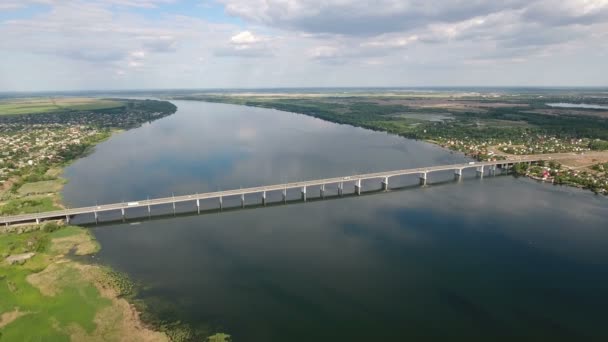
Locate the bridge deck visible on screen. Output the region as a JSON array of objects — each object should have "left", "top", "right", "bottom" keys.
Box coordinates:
[{"left": 0, "top": 157, "right": 550, "bottom": 225}]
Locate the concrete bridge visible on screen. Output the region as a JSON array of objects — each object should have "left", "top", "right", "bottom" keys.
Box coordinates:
[{"left": 0, "top": 157, "right": 553, "bottom": 226}]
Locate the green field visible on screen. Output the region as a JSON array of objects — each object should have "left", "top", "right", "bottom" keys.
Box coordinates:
[
  {"left": 0, "top": 226, "right": 109, "bottom": 340},
  {"left": 17, "top": 179, "right": 65, "bottom": 196},
  {"left": 0, "top": 98, "right": 125, "bottom": 115},
  {"left": 0, "top": 196, "right": 61, "bottom": 216}
]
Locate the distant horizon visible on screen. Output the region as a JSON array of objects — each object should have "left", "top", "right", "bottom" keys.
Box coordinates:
[
  {"left": 1, "top": 1, "right": 607, "bottom": 92},
  {"left": 2, "top": 85, "right": 608, "bottom": 96}
]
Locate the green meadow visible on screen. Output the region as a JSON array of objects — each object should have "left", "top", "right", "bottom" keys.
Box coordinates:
[
  {"left": 0, "top": 226, "right": 109, "bottom": 341},
  {"left": 0, "top": 98, "right": 124, "bottom": 115}
]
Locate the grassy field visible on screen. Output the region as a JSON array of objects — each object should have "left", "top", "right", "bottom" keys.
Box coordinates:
[
  {"left": 17, "top": 179, "right": 65, "bottom": 197},
  {"left": 0, "top": 225, "right": 168, "bottom": 341},
  {"left": 0, "top": 196, "right": 61, "bottom": 216},
  {"left": 0, "top": 98, "right": 125, "bottom": 115}
]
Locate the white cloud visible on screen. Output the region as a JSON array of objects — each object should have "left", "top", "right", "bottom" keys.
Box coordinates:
[
  {"left": 1, "top": 0, "right": 607, "bottom": 90},
  {"left": 231, "top": 31, "right": 261, "bottom": 45}
]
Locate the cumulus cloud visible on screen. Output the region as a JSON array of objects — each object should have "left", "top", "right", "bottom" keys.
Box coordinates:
[
  {"left": 220, "top": 0, "right": 608, "bottom": 63},
  {"left": 1, "top": 0, "right": 607, "bottom": 90},
  {"left": 215, "top": 31, "right": 275, "bottom": 57}
]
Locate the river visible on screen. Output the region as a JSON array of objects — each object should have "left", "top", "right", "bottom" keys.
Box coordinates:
[{"left": 62, "top": 101, "right": 608, "bottom": 341}]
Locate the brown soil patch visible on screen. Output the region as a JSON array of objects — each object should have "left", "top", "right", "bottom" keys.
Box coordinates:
[
  {"left": 557, "top": 154, "right": 608, "bottom": 169},
  {"left": 0, "top": 308, "right": 28, "bottom": 328},
  {"left": 51, "top": 234, "right": 99, "bottom": 256},
  {"left": 26, "top": 261, "right": 71, "bottom": 296}
]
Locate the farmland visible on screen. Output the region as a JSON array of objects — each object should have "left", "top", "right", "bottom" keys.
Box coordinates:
[{"left": 0, "top": 98, "right": 124, "bottom": 115}]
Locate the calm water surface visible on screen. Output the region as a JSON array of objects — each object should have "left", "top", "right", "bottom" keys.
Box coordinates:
[{"left": 63, "top": 101, "right": 608, "bottom": 341}]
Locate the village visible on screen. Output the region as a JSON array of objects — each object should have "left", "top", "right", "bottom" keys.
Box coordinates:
[
  {"left": 0, "top": 124, "right": 105, "bottom": 183},
  {"left": 434, "top": 133, "right": 608, "bottom": 195},
  {"left": 0, "top": 99, "right": 177, "bottom": 186},
  {"left": 436, "top": 133, "right": 594, "bottom": 161}
]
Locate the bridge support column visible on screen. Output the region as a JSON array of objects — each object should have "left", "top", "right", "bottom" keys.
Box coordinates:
[
  {"left": 65, "top": 215, "right": 70, "bottom": 224},
  {"left": 36, "top": 218, "right": 40, "bottom": 224},
  {"left": 338, "top": 182, "right": 343, "bottom": 196},
  {"left": 355, "top": 179, "right": 361, "bottom": 195},
  {"left": 121, "top": 208, "right": 125, "bottom": 219},
  {"left": 476, "top": 165, "right": 484, "bottom": 178},
  {"left": 282, "top": 188, "right": 287, "bottom": 202},
  {"left": 94, "top": 211, "right": 98, "bottom": 223},
  {"left": 419, "top": 172, "right": 427, "bottom": 186},
  {"left": 262, "top": 191, "right": 267, "bottom": 206},
  {"left": 241, "top": 194, "right": 245, "bottom": 208},
  {"left": 196, "top": 199, "right": 200, "bottom": 214},
  {"left": 219, "top": 196, "right": 223, "bottom": 210},
  {"left": 301, "top": 186, "right": 307, "bottom": 202},
  {"left": 320, "top": 184, "right": 325, "bottom": 198},
  {"left": 490, "top": 165, "right": 497, "bottom": 176},
  {"left": 172, "top": 201, "right": 176, "bottom": 215},
  {"left": 454, "top": 168, "right": 462, "bottom": 180},
  {"left": 382, "top": 177, "right": 389, "bottom": 191}
]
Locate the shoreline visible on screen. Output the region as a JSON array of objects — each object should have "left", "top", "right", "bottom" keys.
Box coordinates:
[
  {"left": 1, "top": 105, "right": 231, "bottom": 341},
  {"left": 186, "top": 98, "right": 608, "bottom": 196},
  {"left": 0, "top": 128, "right": 172, "bottom": 340}
]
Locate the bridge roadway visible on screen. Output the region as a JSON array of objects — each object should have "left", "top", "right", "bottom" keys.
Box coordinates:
[{"left": 0, "top": 156, "right": 557, "bottom": 226}]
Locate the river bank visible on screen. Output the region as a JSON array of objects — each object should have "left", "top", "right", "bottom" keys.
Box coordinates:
[
  {"left": 0, "top": 224, "right": 169, "bottom": 340},
  {"left": 0, "top": 126, "right": 176, "bottom": 340},
  {"left": 0, "top": 99, "right": 233, "bottom": 341}
]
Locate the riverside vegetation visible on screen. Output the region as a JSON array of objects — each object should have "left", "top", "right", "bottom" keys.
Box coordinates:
[
  {"left": 0, "top": 98, "right": 231, "bottom": 341},
  {"left": 0, "top": 223, "right": 232, "bottom": 341}
]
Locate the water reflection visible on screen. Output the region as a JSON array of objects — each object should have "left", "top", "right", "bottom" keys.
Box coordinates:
[{"left": 64, "top": 101, "right": 608, "bottom": 341}]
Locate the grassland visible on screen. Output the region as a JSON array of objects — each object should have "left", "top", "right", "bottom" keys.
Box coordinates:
[
  {"left": 0, "top": 225, "right": 168, "bottom": 341},
  {"left": 0, "top": 98, "right": 125, "bottom": 115}
]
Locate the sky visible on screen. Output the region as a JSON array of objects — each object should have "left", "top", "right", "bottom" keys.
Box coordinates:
[{"left": 0, "top": 0, "right": 607, "bottom": 91}]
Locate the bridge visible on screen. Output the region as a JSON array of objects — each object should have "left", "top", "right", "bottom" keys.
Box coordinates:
[{"left": 0, "top": 156, "right": 564, "bottom": 226}]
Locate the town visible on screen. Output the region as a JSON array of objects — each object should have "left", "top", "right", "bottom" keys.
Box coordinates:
[{"left": 0, "top": 99, "right": 176, "bottom": 216}]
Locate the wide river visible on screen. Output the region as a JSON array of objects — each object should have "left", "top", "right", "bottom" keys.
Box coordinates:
[{"left": 63, "top": 101, "right": 608, "bottom": 341}]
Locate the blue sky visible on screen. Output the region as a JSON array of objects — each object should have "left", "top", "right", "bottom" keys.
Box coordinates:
[{"left": 0, "top": 0, "right": 607, "bottom": 91}]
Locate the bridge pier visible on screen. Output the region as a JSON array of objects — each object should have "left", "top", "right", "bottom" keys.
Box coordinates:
[
  {"left": 121, "top": 208, "right": 125, "bottom": 219},
  {"left": 241, "top": 193, "right": 245, "bottom": 208},
  {"left": 454, "top": 168, "right": 462, "bottom": 180},
  {"left": 338, "top": 182, "right": 343, "bottom": 196},
  {"left": 476, "top": 165, "right": 485, "bottom": 178},
  {"left": 219, "top": 196, "right": 223, "bottom": 210},
  {"left": 94, "top": 211, "right": 98, "bottom": 223},
  {"left": 382, "top": 177, "right": 389, "bottom": 191},
  {"left": 355, "top": 179, "right": 361, "bottom": 195},
  {"left": 196, "top": 198, "right": 200, "bottom": 214},
  {"left": 419, "top": 172, "right": 427, "bottom": 186},
  {"left": 65, "top": 215, "right": 70, "bottom": 224},
  {"left": 301, "top": 186, "right": 307, "bottom": 202},
  {"left": 490, "top": 164, "right": 497, "bottom": 176},
  {"left": 262, "top": 191, "right": 267, "bottom": 206},
  {"left": 282, "top": 188, "right": 287, "bottom": 202},
  {"left": 36, "top": 218, "right": 40, "bottom": 224}
]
